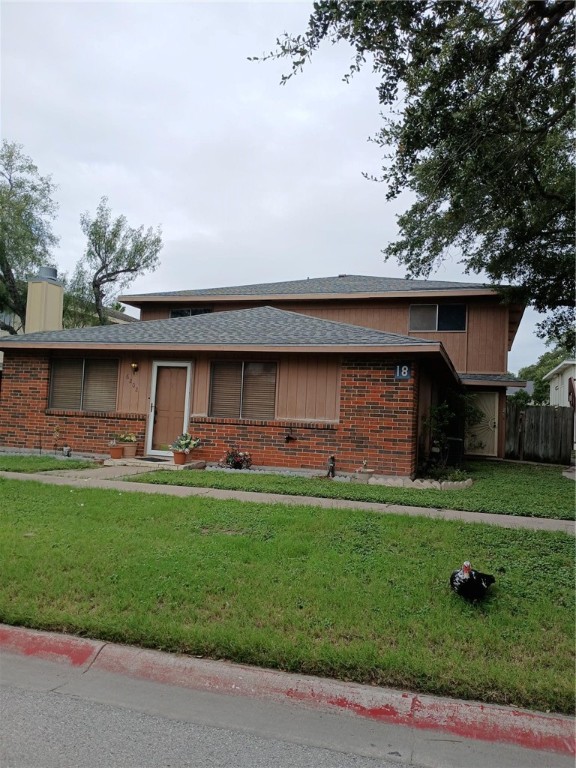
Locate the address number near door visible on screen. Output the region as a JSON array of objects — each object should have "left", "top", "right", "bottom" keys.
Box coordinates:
[{"left": 394, "top": 363, "right": 412, "bottom": 380}]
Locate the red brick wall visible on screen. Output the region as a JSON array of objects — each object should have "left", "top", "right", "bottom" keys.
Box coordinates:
[
  {"left": 189, "top": 357, "right": 419, "bottom": 476},
  {"left": 0, "top": 352, "right": 419, "bottom": 475},
  {"left": 0, "top": 353, "right": 147, "bottom": 455}
]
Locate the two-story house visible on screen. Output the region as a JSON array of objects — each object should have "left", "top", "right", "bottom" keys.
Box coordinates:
[{"left": 0, "top": 274, "right": 524, "bottom": 476}]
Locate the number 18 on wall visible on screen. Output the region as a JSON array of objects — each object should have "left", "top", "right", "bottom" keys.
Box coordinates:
[{"left": 395, "top": 363, "right": 411, "bottom": 380}]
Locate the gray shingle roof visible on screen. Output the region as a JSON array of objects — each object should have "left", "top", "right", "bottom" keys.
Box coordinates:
[
  {"left": 460, "top": 373, "right": 521, "bottom": 384},
  {"left": 1, "top": 306, "right": 438, "bottom": 349},
  {"left": 120, "top": 274, "right": 491, "bottom": 300}
]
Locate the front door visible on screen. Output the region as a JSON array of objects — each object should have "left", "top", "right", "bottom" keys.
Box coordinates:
[
  {"left": 464, "top": 392, "right": 498, "bottom": 456},
  {"left": 147, "top": 362, "right": 193, "bottom": 456}
]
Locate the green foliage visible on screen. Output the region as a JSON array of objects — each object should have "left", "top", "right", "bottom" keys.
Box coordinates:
[
  {"left": 76, "top": 197, "right": 162, "bottom": 324},
  {"left": 0, "top": 140, "right": 58, "bottom": 333},
  {"left": 0, "top": 479, "right": 573, "bottom": 713},
  {"left": 264, "top": 1, "right": 575, "bottom": 347},
  {"left": 132, "top": 461, "right": 575, "bottom": 520},
  {"left": 508, "top": 388, "right": 532, "bottom": 408},
  {"left": 518, "top": 344, "right": 574, "bottom": 404}
]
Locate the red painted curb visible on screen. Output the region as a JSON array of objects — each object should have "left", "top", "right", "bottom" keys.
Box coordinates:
[
  {"left": 2, "top": 624, "right": 575, "bottom": 756},
  {"left": 0, "top": 625, "right": 102, "bottom": 667}
]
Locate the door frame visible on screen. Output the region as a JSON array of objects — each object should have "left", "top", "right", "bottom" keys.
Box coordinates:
[{"left": 146, "top": 361, "right": 193, "bottom": 457}]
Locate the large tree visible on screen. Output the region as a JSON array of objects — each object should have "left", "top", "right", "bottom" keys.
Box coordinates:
[
  {"left": 0, "top": 140, "right": 58, "bottom": 333},
  {"left": 264, "top": 0, "right": 575, "bottom": 347},
  {"left": 74, "top": 197, "right": 162, "bottom": 324}
]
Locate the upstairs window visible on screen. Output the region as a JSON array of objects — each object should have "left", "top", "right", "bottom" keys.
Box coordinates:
[
  {"left": 410, "top": 304, "right": 466, "bottom": 332},
  {"left": 49, "top": 359, "right": 118, "bottom": 411},
  {"left": 170, "top": 306, "right": 213, "bottom": 318},
  {"left": 209, "top": 361, "right": 277, "bottom": 420}
]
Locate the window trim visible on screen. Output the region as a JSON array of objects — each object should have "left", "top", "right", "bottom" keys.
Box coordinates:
[
  {"left": 209, "top": 360, "right": 277, "bottom": 420},
  {"left": 409, "top": 303, "right": 467, "bottom": 332}
]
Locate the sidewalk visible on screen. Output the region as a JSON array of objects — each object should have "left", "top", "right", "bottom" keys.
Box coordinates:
[
  {"left": 1, "top": 463, "right": 573, "bottom": 534},
  {"left": 1, "top": 623, "right": 574, "bottom": 758}
]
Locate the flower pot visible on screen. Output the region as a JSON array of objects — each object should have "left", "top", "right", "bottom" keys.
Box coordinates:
[
  {"left": 122, "top": 443, "right": 138, "bottom": 458},
  {"left": 109, "top": 445, "right": 123, "bottom": 459},
  {"left": 172, "top": 451, "right": 190, "bottom": 465}
]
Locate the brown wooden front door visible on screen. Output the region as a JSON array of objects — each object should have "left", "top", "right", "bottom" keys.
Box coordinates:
[{"left": 150, "top": 364, "right": 190, "bottom": 452}]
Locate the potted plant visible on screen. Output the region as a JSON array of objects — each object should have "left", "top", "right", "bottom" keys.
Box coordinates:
[
  {"left": 108, "top": 439, "right": 123, "bottom": 460},
  {"left": 170, "top": 433, "right": 201, "bottom": 465},
  {"left": 221, "top": 447, "right": 252, "bottom": 470},
  {"left": 117, "top": 432, "right": 138, "bottom": 458}
]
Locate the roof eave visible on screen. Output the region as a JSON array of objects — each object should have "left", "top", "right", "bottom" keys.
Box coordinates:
[
  {"left": 542, "top": 360, "right": 576, "bottom": 381},
  {"left": 0, "top": 341, "right": 446, "bottom": 355},
  {"left": 462, "top": 377, "right": 526, "bottom": 387},
  {"left": 118, "top": 288, "right": 499, "bottom": 307}
]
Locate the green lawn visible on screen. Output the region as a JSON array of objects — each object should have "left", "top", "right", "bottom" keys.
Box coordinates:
[
  {"left": 0, "top": 478, "right": 573, "bottom": 713},
  {"left": 130, "top": 460, "right": 575, "bottom": 520},
  {"left": 0, "top": 455, "right": 97, "bottom": 473}
]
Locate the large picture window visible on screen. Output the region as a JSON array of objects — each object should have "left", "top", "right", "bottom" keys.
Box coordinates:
[
  {"left": 409, "top": 304, "right": 466, "bottom": 332},
  {"left": 209, "top": 361, "right": 277, "bottom": 419},
  {"left": 49, "top": 359, "right": 119, "bottom": 411}
]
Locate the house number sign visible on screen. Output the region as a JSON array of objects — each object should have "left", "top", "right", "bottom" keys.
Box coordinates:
[{"left": 394, "top": 363, "right": 411, "bottom": 380}]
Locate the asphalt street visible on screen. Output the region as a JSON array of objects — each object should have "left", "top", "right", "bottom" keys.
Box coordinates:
[{"left": 2, "top": 653, "right": 570, "bottom": 768}]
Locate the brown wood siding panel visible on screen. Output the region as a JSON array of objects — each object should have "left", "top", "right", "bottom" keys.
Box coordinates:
[
  {"left": 407, "top": 331, "right": 468, "bottom": 372},
  {"left": 117, "top": 358, "right": 151, "bottom": 414},
  {"left": 467, "top": 304, "right": 507, "bottom": 373},
  {"left": 286, "top": 302, "right": 409, "bottom": 334},
  {"left": 276, "top": 355, "right": 339, "bottom": 421},
  {"left": 191, "top": 357, "right": 210, "bottom": 416}
]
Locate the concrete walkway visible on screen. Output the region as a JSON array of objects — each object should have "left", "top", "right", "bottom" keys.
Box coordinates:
[{"left": 1, "top": 463, "right": 573, "bottom": 535}]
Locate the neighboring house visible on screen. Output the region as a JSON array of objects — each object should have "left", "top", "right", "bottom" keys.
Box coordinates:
[
  {"left": 542, "top": 360, "right": 576, "bottom": 408},
  {"left": 0, "top": 274, "right": 524, "bottom": 476},
  {"left": 543, "top": 359, "right": 576, "bottom": 448}
]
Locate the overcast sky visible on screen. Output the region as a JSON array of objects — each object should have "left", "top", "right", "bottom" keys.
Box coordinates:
[{"left": 1, "top": 1, "right": 549, "bottom": 371}]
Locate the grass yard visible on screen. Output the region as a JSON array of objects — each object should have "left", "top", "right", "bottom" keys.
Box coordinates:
[
  {"left": 0, "top": 455, "right": 97, "bottom": 473},
  {"left": 130, "top": 460, "right": 575, "bottom": 520},
  {"left": 0, "top": 478, "right": 573, "bottom": 714}
]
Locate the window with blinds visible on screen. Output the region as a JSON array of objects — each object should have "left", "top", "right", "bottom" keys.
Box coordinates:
[
  {"left": 209, "top": 361, "right": 277, "bottom": 419},
  {"left": 49, "top": 359, "right": 119, "bottom": 411}
]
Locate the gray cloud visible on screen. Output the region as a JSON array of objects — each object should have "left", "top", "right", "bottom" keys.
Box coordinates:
[{"left": 1, "top": 1, "right": 547, "bottom": 371}]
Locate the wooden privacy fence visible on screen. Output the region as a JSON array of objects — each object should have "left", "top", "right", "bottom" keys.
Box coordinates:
[{"left": 505, "top": 403, "right": 574, "bottom": 464}]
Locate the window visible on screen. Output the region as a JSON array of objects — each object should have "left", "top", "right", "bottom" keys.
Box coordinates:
[
  {"left": 209, "top": 361, "right": 277, "bottom": 419},
  {"left": 170, "top": 306, "right": 213, "bottom": 318},
  {"left": 409, "top": 304, "right": 466, "bottom": 331},
  {"left": 49, "top": 359, "right": 118, "bottom": 411}
]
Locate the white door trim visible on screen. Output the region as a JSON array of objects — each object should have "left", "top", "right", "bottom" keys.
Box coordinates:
[{"left": 146, "top": 361, "right": 193, "bottom": 456}]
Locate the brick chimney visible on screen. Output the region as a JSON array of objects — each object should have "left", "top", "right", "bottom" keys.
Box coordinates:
[{"left": 25, "top": 266, "right": 64, "bottom": 333}]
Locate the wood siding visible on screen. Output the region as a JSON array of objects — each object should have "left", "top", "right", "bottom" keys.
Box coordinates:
[
  {"left": 137, "top": 297, "right": 509, "bottom": 374},
  {"left": 276, "top": 355, "right": 340, "bottom": 422},
  {"left": 117, "top": 358, "right": 151, "bottom": 414},
  {"left": 466, "top": 304, "right": 508, "bottom": 373},
  {"left": 189, "top": 353, "right": 340, "bottom": 422}
]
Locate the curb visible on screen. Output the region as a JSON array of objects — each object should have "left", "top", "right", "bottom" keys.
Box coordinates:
[{"left": 1, "top": 624, "right": 574, "bottom": 756}]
